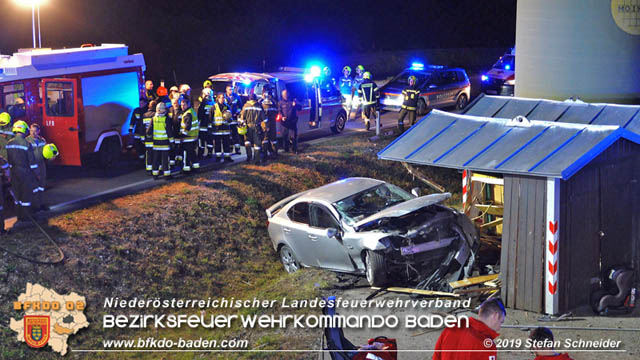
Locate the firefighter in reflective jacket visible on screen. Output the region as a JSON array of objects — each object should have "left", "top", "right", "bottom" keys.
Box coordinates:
[
  {"left": 212, "top": 93, "right": 233, "bottom": 163},
  {"left": 148, "top": 102, "right": 174, "bottom": 179},
  {"left": 6, "top": 120, "right": 38, "bottom": 224},
  {"left": 179, "top": 97, "right": 199, "bottom": 172},
  {"left": 142, "top": 100, "right": 157, "bottom": 173},
  {"left": 260, "top": 87, "right": 278, "bottom": 158},
  {"left": 168, "top": 97, "right": 181, "bottom": 166},
  {"left": 397, "top": 75, "right": 421, "bottom": 132},
  {"left": 240, "top": 93, "right": 266, "bottom": 164},
  {"left": 197, "top": 88, "right": 214, "bottom": 159},
  {"left": 26, "top": 123, "right": 47, "bottom": 211},
  {"left": 357, "top": 72, "right": 379, "bottom": 131},
  {"left": 0, "top": 112, "right": 14, "bottom": 160},
  {"left": 339, "top": 66, "right": 353, "bottom": 98},
  {"left": 224, "top": 85, "right": 243, "bottom": 155},
  {"left": 128, "top": 98, "right": 147, "bottom": 162}
]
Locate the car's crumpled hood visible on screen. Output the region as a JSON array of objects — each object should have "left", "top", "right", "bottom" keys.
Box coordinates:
[{"left": 354, "top": 193, "right": 451, "bottom": 229}]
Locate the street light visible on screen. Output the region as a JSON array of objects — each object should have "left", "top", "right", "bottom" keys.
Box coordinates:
[{"left": 14, "top": 0, "right": 46, "bottom": 49}]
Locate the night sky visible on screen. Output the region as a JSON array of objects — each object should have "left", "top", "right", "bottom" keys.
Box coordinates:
[{"left": 0, "top": 0, "right": 516, "bottom": 85}]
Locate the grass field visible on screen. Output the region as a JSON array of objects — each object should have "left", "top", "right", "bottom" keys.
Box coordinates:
[{"left": 0, "top": 132, "right": 461, "bottom": 359}]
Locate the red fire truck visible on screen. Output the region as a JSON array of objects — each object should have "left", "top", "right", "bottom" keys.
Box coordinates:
[{"left": 0, "top": 44, "right": 146, "bottom": 166}]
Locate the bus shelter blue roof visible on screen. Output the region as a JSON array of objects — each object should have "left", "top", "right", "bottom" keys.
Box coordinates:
[
  {"left": 463, "top": 94, "right": 640, "bottom": 135},
  {"left": 377, "top": 110, "right": 640, "bottom": 180}
]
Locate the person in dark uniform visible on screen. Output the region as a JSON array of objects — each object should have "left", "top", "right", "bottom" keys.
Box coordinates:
[
  {"left": 26, "top": 123, "right": 47, "bottom": 211},
  {"left": 128, "top": 98, "right": 148, "bottom": 163},
  {"left": 0, "top": 112, "right": 14, "bottom": 161},
  {"left": 397, "top": 75, "right": 421, "bottom": 132},
  {"left": 278, "top": 90, "right": 300, "bottom": 154},
  {"left": 142, "top": 100, "right": 157, "bottom": 173},
  {"left": 260, "top": 86, "right": 278, "bottom": 158},
  {"left": 6, "top": 120, "right": 38, "bottom": 226},
  {"left": 0, "top": 155, "right": 9, "bottom": 233},
  {"left": 224, "top": 85, "right": 243, "bottom": 155},
  {"left": 196, "top": 88, "right": 213, "bottom": 159},
  {"left": 357, "top": 72, "right": 379, "bottom": 131},
  {"left": 168, "top": 97, "right": 182, "bottom": 166},
  {"left": 240, "top": 93, "right": 266, "bottom": 164}
]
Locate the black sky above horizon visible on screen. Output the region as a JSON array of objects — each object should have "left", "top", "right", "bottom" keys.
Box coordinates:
[{"left": 0, "top": 0, "right": 516, "bottom": 84}]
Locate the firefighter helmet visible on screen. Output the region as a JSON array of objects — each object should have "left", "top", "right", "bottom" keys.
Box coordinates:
[
  {"left": 237, "top": 123, "right": 248, "bottom": 135},
  {"left": 179, "top": 84, "right": 191, "bottom": 94},
  {"left": 203, "top": 80, "right": 213, "bottom": 88},
  {"left": 223, "top": 110, "right": 232, "bottom": 121},
  {"left": 42, "top": 143, "right": 59, "bottom": 160},
  {"left": 342, "top": 66, "right": 351, "bottom": 75},
  {"left": 363, "top": 72, "right": 372, "bottom": 80},
  {"left": 156, "top": 86, "right": 168, "bottom": 97},
  {"left": 356, "top": 65, "right": 365, "bottom": 73},
  {"left": 12, "top": 120, "right": 28, "bottom": 134},
  {"left": 169, "top": 86, "right": 179, "bottom": 93},
  {"left": 202, "top": 88, "right": 213, "bottom": 99},
  {"left": 408, "top": 75, "right": 417, "bottom": 84},
  {"left": 0, "top": 112, "right": 11, "bottom": 126}
]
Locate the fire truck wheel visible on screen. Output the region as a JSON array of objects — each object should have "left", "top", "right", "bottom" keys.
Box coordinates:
[{"left": 98, "top": 137, "right": 121, "bottom": 168}]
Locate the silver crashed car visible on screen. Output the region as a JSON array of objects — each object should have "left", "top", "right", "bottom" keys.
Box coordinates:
[{"left": 265, "top": 178, "right": 479, "bottom": 288}]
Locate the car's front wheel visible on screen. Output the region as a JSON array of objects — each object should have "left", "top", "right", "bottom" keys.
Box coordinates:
[
  {"left": 279, "top": 245, "right": 300, "bottom": 273},
  {"left": 365, "top": 250, "right": 387, "bottom": 286},
  {"left": 331, "top": 110, "right": 347, "bottom": 134}
]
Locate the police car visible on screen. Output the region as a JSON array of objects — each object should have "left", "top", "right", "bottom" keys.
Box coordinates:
[
  {"left": 208, "top": 68, "right": 347, "bottom": 138},
  {"left": 481, "top": 49, "right": 515, "bottom": 96},
  {"left": 379, "top": 63, "right": 471, "bottom": 114}
]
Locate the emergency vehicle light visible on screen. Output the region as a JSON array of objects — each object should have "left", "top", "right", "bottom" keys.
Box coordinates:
[
  {"left": 481, "top": 75, "right": 489, "bottom": 82},
  {"left": 304, "top": 74, "right": 314, "bottom": 83},
  {"left": 310, "top": 65, "right": 321, "bottom": 77},
  {"left": 505, "top": 64, "right": 511, "bottom": 70},
  {"left": 410, "top": 62, "right": 424, "bottom": 70}
]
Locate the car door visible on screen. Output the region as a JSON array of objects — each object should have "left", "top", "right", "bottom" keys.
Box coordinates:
[
  {"left": 41, "top": 78, "right": 81, "bottom": 166},
  {"left": 440, "top": 71, "right": 459, "bottom": 106},
  {"left": 283, "top": 202, "right": 317, "bottom": 266},
  {"left": 320, "top": 82, "right": 341, "bottom": 131},
  {"left": 425, "top": 71, "right": 444, "bottom": 108},
  {"left": 308, "top": 204, "right": 354, "bottom": 271}
]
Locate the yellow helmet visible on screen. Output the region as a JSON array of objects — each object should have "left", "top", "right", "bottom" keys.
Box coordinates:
[
  {"left": 237, "top": 124, "right": 248, "bottom": 135},
  {"left": 12, "top": 120, "right": 28, "bottom": 134},
  {"left": 43, "top": 143, "right": 59, "bottom": 160},
  {"left": 363, "top": 72, "right": 372, "bottom": 80},
  {"left": 0, "top": 112, "right": 10, "bottom": 126},
  {"left": 203, "top": 80, "right": 212, "bottom": 88}
]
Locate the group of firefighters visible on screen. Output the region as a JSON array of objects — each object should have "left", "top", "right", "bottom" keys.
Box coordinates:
[
  {"left": 0, "top": 112, "right": 59, "bottom": 231},
  {"left": 332, "top": 64, "right": 423, "bottom": 133},
  {"left": 131, "top": 79, "right": 286, "bottom": 179}
]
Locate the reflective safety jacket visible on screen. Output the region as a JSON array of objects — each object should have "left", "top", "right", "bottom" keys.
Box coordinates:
[
  {"left": 143, "top": 110, "right": 155, "bottom": 148},
  {"left": 241, "top": 100, "right": 265, "bottom": 128},
  {"left": 179, "top": 108, "right": 199, "bottom": 142},
  {"left": 6, "top": 134, "right": 38, "bottom": 172},
  {"left": 128, "top": 107, "right": 145, "bottom": 139},
  {"left": 212, "top": 103, "right": 231, "bottom": 135},
  {"left": 148, "top": 114, "right": 174, "bottom": 150},
  {"left": 0, "top": 124, "right": 14, "bottom": 159},
  {"left": 197, "top": 100, "right": 213, "bottom": 132},
  {"left": 357, "top": 79, "right": 379, "bottom": 105},
  {"left": 338, "top": 76, "right": 353, "bottom": 95},
  {"left": 401, "top": 85, "right": 421, "bottom": 111},
  {"left": 353, "top": 74, "right": 364, "bottom": 91}
]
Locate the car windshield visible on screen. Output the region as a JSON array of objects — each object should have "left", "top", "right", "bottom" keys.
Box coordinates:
[
  {"left": 493, "top": 55, "right": 515, "bottom": 71},
  {"left": 386, "top": 71, "right": 431, "bottom": 89},
  {"left": 333, "top": 184, "right": 413, "bottom": 226}
]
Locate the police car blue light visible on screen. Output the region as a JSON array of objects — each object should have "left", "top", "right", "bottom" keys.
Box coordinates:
[
  {"left": 504, "top": 64, "right": 511, "bottom": 70},
  {"left": 310, "top": 65, "right": 322, "bottom": 77},
  {"left": 304, "top": 74, "right": 314, "bottom": 83},
  {"left": 481, "top": 74, "right": 489, "bottom": 82},
  {"left": 410, "top": 62, "right": 424, "bottom": 70}
]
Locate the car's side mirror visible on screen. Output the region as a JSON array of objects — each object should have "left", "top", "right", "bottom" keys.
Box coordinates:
[
  {"left": 411, "top": 187, "right": 422, "bottom": 197},
  {"left": 327, "top": 228, "right": 338, "bottom": 238}
]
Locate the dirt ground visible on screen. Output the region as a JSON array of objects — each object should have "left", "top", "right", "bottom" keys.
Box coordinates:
[{"left": 0, "top": 131, "right": 637, "bottom": 360}]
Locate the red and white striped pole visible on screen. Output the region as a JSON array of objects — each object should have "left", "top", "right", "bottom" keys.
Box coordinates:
[
  {"left": 545, "top": 178, "right": 560, "bottom": 314},
  {"left": 462, "top": 170, "right": 472, "bottom": 215}
]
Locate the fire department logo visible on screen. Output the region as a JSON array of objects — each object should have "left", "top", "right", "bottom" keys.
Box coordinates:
[
  {"left": 612, "top": 0, "right": 640, "bottom": 35},
  {"left": 24, "top": 315, "right": 50, "bottom": 348}
]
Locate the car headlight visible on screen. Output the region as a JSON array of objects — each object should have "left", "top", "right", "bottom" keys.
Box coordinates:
[{"left": 505, "top": 79, "right": 515, "bottom": 86}]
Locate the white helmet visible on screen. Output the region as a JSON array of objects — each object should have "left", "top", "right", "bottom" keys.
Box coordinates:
[
  {"left": 179, "top": 84, "right": 191, "bottom": 94},
  {"left": 202, "top": 88, "right": 213, "bottom": 98}
]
